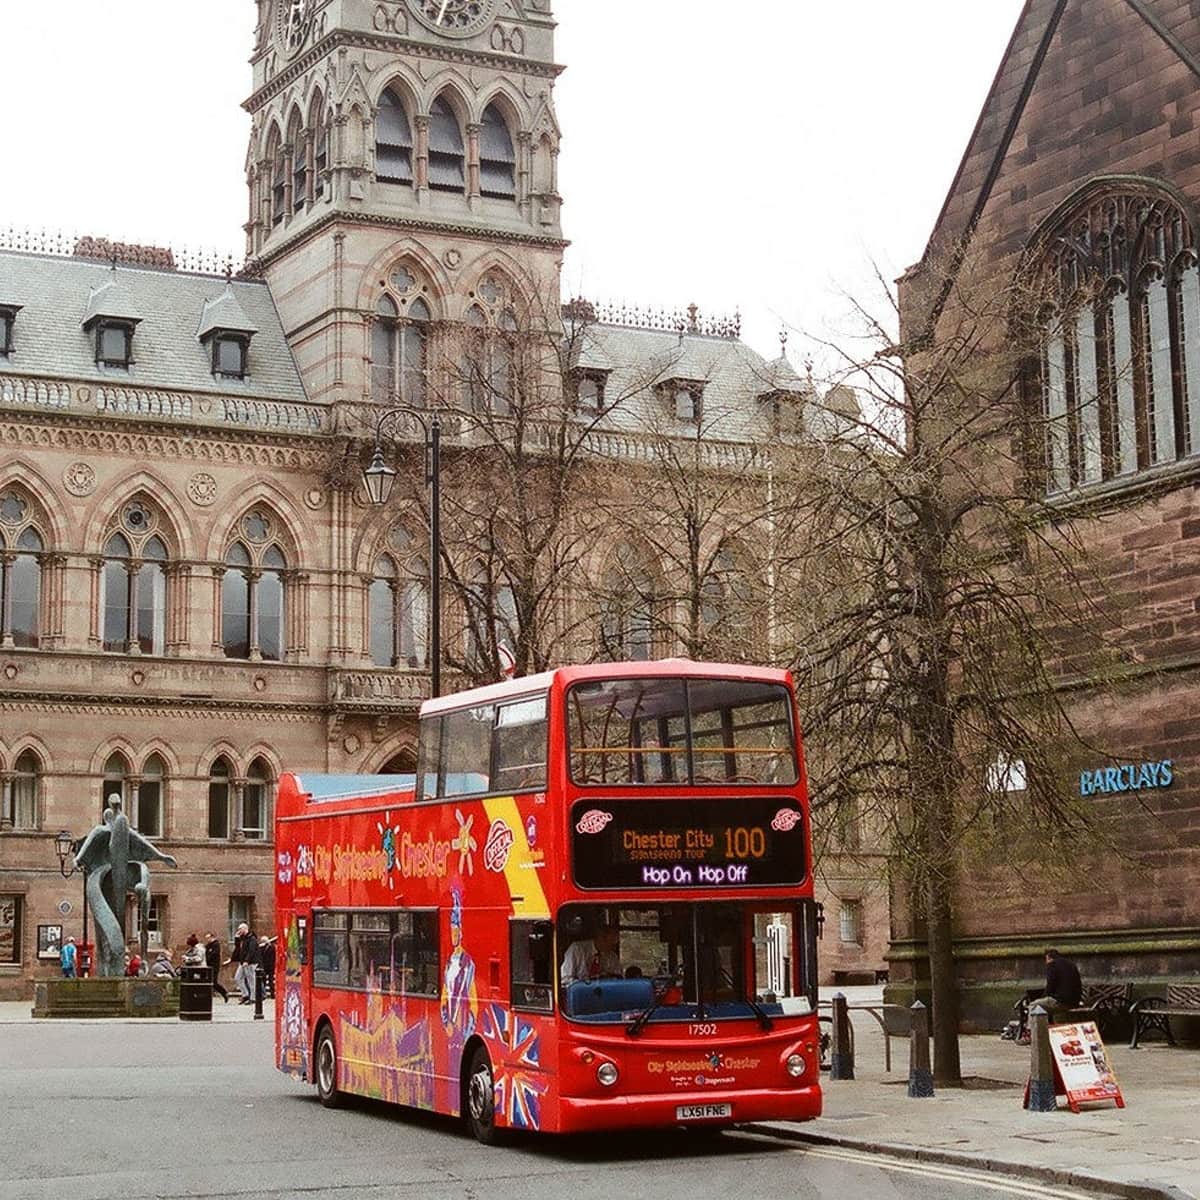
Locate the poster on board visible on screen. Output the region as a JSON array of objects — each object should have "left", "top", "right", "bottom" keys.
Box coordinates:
[{"left": 1048, "top": 1022, "right": 1125, "bottom": 1112}]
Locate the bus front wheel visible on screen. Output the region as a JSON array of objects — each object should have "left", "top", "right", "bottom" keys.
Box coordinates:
[
  {"left": 315, "top": 1026, "right": 342, "bottom": 1108},
  {"left": 464, "top": 1046, "right": 501, "bottom": 1145}
]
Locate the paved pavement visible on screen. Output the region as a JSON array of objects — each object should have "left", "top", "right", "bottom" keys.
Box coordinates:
[
  {"left": 1, "top": 989, "right": 1196, "bottom": 1199},
  {"left": 759, "top": 989, "right": 1200, "bottom": 1200}
]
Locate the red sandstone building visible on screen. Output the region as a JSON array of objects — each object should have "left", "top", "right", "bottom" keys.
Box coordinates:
[{"left": 895, "top": 0, "right": 1200, "bottom": 1023}]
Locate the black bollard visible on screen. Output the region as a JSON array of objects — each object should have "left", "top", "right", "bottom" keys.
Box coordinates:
[
  {"left": 830, "top": 991, "right": 854, "bottom": 1080},
  {"left": 1024, "top": 1004, "right": 1057, "bottom": 1111},
  {"left": 253, "top": 963, "right": 265, "bottom": 1021},
  {"left": 907, "top": 1000, "right": 934, "bottom": 1097}
]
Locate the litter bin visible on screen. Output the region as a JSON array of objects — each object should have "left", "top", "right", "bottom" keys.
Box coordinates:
[{"left": 179, "top": 964, "right": 213, "bottom": 1022}]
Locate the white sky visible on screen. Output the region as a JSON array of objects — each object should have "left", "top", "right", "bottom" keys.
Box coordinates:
[{"left": 3, "top": 0, "right": 1026, "bottom": 361}]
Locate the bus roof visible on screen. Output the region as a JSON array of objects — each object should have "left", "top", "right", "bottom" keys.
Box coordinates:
[{"left": 418, "top": 659, "right": 794, "bottom": 718}]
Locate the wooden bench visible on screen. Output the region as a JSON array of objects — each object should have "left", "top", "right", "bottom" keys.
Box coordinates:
[
  {"left": 1129, "top": 983, "right": 1200, "bottom": 1048},
  {"left": 1067, "top": 982, "right": 1132, "bottom": 1036},
  {"left": 1014, "top": 982, "right": 1131, "bottom": 1040}
]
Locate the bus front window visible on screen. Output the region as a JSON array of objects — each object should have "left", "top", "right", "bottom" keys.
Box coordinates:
[
  {"left": 557, "top": 903, "right": 808, "bottom": 1025},
  {"left": 567, "top": 677, "right": 798, "bottom": 785}
]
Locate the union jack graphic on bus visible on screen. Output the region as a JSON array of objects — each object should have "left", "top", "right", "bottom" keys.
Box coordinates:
[{"left": 480, "top": 1003, "right": 547, "bottom": 1130}]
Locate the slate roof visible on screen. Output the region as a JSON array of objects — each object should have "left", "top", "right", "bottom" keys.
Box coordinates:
[
  {"left": 576, "top": 321, "right": 852, "bottom": 443},
  {"left": 0, "top": 250, "right": 306, "bottom": 402}
]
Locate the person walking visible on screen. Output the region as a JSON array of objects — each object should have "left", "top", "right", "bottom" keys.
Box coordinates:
[
  {"left": 59, "top": 937, "right": 78, "bottom": 979},
  {"left": 259, "top": 935, "right": 277, "bottom": 1000},
  {"left": 204, "top": 931, "right": 229, "bottom": 1003},
  {"left": 232, "top": 922, "right": 260, "bottom": 1004}
]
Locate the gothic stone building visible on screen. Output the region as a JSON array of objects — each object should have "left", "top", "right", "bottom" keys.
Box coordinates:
[
  {"left": 895, "top": 0, "right": 1200, "bottom": 1025},
  {"left": 0, "top": 0, "right": 881, "bottom": 996}
]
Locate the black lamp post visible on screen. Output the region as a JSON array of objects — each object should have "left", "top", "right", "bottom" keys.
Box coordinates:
[
  {"left": 54, "top": 829, "right": 89, "bottom": 977},
  {"left": 363, "top": 407, "right": 442, "bottom": 698}
]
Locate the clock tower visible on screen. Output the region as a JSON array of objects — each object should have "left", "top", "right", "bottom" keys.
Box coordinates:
[{"left": 244, "top": 0, "right": 564, "bottom": 406}]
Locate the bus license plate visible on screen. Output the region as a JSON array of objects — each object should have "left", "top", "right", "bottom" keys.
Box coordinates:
[{"left": 676, "top": 1103, "right": 732, "bottom": 1121}]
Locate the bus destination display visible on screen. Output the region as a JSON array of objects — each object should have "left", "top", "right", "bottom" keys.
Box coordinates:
[{"left": 571, "top": 797, "right": 806, "bottom": 890}]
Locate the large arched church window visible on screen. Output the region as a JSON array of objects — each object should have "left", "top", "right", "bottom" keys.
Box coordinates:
[
  {"left": 100, "top": 752, "right": 131, "bottom": 815},
  {"left": 310, "top": 92, "right": 328, "bottom": 203},
  {"left": 462, "top": 273, "right": 520, "bottom": 414},
  {"left": 428, "top": 94, "right": 465, "bottom": 193},
  {"left": 221, "top": 510, "right": 288, "bottom": 661},
  {"left": 376, "top": 86, "right": 414, "bottom": 186},
  {"left": 288, "top": 108, "right": 306, "bottom": 215},
  {"left": 207, "top": 756, "right": 233, "bottom": 840},
  {"left": 479, "top": 103, "right": 516, "bottom": 200},
  {"left": 371, "top": 284, "right": 430, "bottom": 404},
  {"left": 0, "top": 487, "right": 44, "bottom": 649},
  {"left": 1031, "top": 185, "right": 1200, "bottom": 493},
  {"left": 101, "top": 500, "right": 169, "bottom": 656},
  {"left": 241, "top": 757, "right": 273, "bottom": 840}
]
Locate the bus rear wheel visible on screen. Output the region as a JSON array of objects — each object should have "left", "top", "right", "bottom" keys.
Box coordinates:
[
  {"left": 464, "top": 1046, "right": 501, "bottom": 1145},
  {"left": 315, "top": 1026, "right": 342, "bottom": 1108}
]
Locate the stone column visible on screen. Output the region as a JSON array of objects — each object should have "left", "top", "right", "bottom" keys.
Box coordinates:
[
  {"left": 466, "top": 122, "right": 482, "bottom": 206},
  {"left": 414, "top": 115, "right": 430, "bottom": 195}
]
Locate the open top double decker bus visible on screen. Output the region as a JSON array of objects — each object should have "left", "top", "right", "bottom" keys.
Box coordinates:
[{"left": 274, "top": 660, "right": 822, "bottom": 1141}]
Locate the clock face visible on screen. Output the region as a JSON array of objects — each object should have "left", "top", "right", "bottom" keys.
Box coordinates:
[{"left": 408, "top": 0, "right": 495, "bottom": 36}]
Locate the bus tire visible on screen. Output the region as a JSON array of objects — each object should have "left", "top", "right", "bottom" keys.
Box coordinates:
[
  {"left": 315, "top": 1025, "right": 342, "bottom": 1108},
  {"left": 464, "top": 1046, "right": 501, "bottom": 1145}
]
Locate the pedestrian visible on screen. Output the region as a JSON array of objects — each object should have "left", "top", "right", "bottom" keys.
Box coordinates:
[
  {"left": 1025, "top": 948, "right": 1084, "bottom": 1029},
  {"left": 59, "top": 936, "right": 78, "bottom": 979},
  {"left": 182, "top": 933, "right": 205, "bottom": 967},
  {"left": 232, "top": 922, "right": 260, "bottom": 1004},
  {"left": 259, "top": 935, "right": 277, "bottom": 1000},
  {"left": 150, "top": 948, "right": 177, "bottom": 979},
  {"left": 204, "top": 931, "right": 229, "bottom": 1003}
]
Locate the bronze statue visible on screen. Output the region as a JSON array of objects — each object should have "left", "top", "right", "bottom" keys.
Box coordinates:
[{"left": 74, "top": 796, "right": 177, "bottom": 977}]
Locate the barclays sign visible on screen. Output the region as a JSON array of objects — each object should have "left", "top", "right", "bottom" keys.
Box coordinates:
[{"left": 1079, "top": 760, "right": 1174, "bottom": 797}]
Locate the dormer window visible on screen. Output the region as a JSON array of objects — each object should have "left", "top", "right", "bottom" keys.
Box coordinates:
[
  {"left": 661, "top": 379, "right": 704, "bottom": 424},
  {"left": 95, "top": 320, "right": 134, "bottom": 368},
  {"left": 212, "top": 333, "right": 249, "bottom": 380},
  {"left": 572, "top": 369, "right": 609, "bottom": 414},
  {"left": 0, "top": 305, "right": 18, "bottom": 358},
  {"left": 197, "top": 284, "right": 257, "bottom": 382}
]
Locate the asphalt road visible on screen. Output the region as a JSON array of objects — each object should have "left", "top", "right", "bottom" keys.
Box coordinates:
[{"left": 0, "top": 1018, "right": 1116, "bottom": 1200}]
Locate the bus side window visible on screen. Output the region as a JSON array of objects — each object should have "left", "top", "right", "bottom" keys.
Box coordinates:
[{"left": 510, "top": 919, "right": 554, "bottom": 1013}]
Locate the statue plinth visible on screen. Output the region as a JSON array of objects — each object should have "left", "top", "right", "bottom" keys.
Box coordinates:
[{"left": 32, "top": 977, "right": 179, "bottom": 1019}]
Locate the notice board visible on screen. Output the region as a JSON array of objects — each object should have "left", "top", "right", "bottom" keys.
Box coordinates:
[{"left": 1047, "top": 1021, "right": 1125, "bottom": 1112}]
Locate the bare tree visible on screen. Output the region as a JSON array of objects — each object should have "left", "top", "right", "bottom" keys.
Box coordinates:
[{"left": 783, "top": 244, "right": 1124, "bottom": 1084}]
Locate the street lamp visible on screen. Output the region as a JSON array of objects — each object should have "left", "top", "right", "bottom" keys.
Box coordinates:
[
  {"left": 363, "top": 406, "right": 442, "bottom": 698},
  {"left": 54, "top": 829, "right": 90, "bottom": 977}
]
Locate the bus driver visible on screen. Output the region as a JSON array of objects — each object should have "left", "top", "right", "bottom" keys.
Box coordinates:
[{"left": 560, "top": 922, "right": 621, "bottom": 984}]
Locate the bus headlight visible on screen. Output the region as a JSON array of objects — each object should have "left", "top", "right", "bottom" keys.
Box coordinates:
[
  {"left": 596, "top": 1061, "right": 619, "bottom": 1087},
  {"left": 786, "top": 1053, "right": 806, "bottom": 1078}
]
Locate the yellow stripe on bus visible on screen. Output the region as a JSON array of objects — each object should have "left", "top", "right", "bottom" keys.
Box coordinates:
[{"left": 483, "top": 796, "right": 550, "bottom": 918}]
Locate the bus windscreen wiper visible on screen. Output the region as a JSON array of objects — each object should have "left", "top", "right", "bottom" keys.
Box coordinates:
[
  {"left": 625, "top": 977, "right": 679, "bottom": 1038},
  {"left": 721, "top": 967, "right": 773, "bottom": 1031}
]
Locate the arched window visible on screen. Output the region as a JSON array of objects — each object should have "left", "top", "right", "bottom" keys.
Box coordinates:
[
  {"left": 601, "top": 547, "right": 656, "bottom": 662},
  {"left": 376, "top": 87, "right": 414, "bottom": 185},
  {"left": 0, "top": 487, "right": 45, "bottom": 649},
  {"left": 136, "top": 753, "right": 166, "bottom": 837},
  {"left": 242, "top": 757, "right": 273, "bottom": 840},
  {"left": 369, "top": 539, "right": 431, "bottom": 669},
  {"left": 701, "top": 544, "right": 754, "bottom": 651},
  {"left": 101, "top": 500, "right": 169, "bottom": 655},
  {"left": 428, "top": 94, "right": 465, "bottom": 193},
  {"left": 7, "top": 750, "right": 40, "bottom": 830},
  {"left": 288, "top": 109, "right": 306, "bottom": 214},
  {"left": 207, "top": 756, "right": 233, "bottom": 839},
  {"left": 1030, "top": 185, "right": 1200, "bottom": 492},
  {"left": 221, "top": 510, "right": 288, "bottom": 662},
  {"left": 371, "top": 289, "right": 430, "bottom": 404},
  {"left": 267, "top": 125, "right": 285, "bottom": 227},
  {"left": 480, "top": 103, "right": 516, "bottom": 200},
  {"left": 462, "top": 274, "right": 520, "bottom": 414},
  {"left": 310, "top": 93, "right": 328, "bottom": 202},
  {"left": 101, "top": 752, "right": 130, "bottom": 816}
]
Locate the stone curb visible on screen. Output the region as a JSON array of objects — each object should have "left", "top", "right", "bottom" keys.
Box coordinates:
[{"left": 744, "top": 1124, "right": 1197, "bottom": 1200}]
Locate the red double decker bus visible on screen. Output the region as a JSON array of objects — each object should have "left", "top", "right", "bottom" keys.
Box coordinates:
[{"left": 274, "top": 660, "right": 822, "bottom": 1141}]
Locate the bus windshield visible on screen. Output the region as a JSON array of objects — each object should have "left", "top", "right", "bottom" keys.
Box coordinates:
[
  {"left": 567, "top": 677, "right": 797, "bottom": 785},
  {"left": 557, "top": 902, "right": 808, "bottom": 1026}
]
